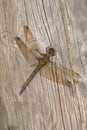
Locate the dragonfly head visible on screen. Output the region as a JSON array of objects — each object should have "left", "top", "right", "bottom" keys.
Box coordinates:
[{"left": 46, "top": 47, "right": 55, "bottom": 56}]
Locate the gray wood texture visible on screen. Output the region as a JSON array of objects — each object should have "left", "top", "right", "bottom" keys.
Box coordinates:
[{"left": 0, "top": 0, "right": 87, "bottom": 130}]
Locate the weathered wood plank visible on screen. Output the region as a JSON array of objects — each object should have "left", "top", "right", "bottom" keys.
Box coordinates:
[{"left": 0, "top": 0, "right": 87, "bottom": 130}]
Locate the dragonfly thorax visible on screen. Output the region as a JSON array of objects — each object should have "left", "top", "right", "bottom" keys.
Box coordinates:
[{"left": 38, "top": 58, "right": 47, "bottom": 65}]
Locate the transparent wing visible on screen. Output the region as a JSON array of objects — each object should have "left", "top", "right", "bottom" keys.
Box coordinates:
[
  {"left": 23, "top": 25, "right": 39, "bottom": 50},
  {"left": 15, "top": 37, "right": 38, "bottom": 65},
  {"left": 41, "top": 62, "right": 71, "bottom": 86},
  {"left": 41, "top": 62, "right": 80, "bottom": 86},
  {"left": 52, "top": 62, "right": 80, "bottom": 79}
]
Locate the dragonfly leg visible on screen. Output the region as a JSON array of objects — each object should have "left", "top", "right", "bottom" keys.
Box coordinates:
[
  {"left": 33, "top": 49, "right": 45, "bottom": 56},
  {"left": 66, "top": 80, "right": 72, "bottom": 87},
  {"left": 30, "top": 63, "right": 38, "bottom": 67}
]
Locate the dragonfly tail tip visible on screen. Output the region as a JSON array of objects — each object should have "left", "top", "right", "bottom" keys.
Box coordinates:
[{"left": 19, "top": 89, "right": 23, "bottom": 95}]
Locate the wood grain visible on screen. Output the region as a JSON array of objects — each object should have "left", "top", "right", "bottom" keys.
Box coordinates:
[{"left": 0, "top": 0, "right": 87, "bottom": 130}]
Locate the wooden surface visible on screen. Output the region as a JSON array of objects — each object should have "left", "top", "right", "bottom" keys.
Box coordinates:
[{"left": 0, "top": 0, "right": 87, "bottom": 130}]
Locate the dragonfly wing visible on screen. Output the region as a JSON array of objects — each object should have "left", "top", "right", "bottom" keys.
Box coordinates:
[
  {"left": 51, "top": 62, "right": 80, "bottom": 80},
  {"left": 23, "top": 25, "right": 39, "bottom": 50},
  {"left": 15, "top": 37, "right": 37, "bottom": 65},
  {"left": 41, "top": 62, "right": 71, "bottom": 86}
]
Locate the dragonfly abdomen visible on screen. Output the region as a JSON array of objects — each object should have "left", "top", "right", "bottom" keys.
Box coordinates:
[{"left": 19, "top": 64, "right": 44, "bottom": 95}]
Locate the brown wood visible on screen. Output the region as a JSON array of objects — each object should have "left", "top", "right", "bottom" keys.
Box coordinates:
[{"left": 0, "top": 0, "right": 86, "bottom": 130}]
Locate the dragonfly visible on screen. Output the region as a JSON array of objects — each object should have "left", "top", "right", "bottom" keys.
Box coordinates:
[{"left": 15, "top": 25, "right": 80, "bottom": 95}]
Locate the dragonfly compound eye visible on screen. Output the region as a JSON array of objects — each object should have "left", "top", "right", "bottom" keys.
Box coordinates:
[{"left": 47, "top": 48, "right": 55, "bottom": 56}]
